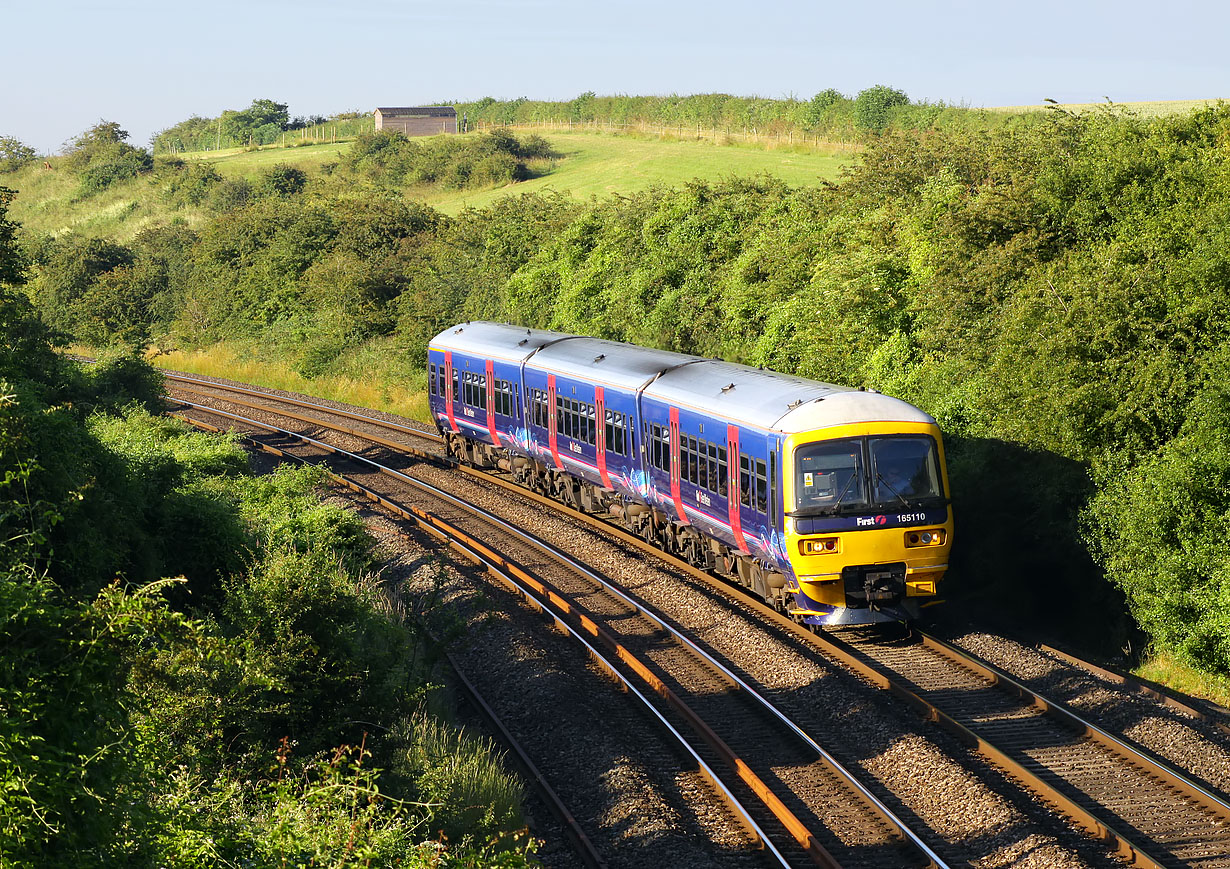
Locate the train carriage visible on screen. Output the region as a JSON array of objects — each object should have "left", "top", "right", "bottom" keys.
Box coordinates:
[{"left": 428, "top": 322, "right": 953, "bottom": 627}]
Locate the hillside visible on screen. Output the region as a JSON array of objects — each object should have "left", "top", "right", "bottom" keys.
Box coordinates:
[
  {"left": 16, "top": 102, "right": 1230, "bottom": 705},
  {"left": 3, "top": 129, "right": 855, "bottom": 237}
]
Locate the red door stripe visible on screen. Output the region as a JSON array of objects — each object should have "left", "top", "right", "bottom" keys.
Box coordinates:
[
  {"left": 728, "top": 424, "right": 748, "bottom": 552},
  {"left": 596, "top": 387, "right": 611, "bottom": 489},
  {"left": 547, "top": 375, "right": 562, "bottom": 470},
  {"left": 444, "top": 351, "right": 458, "bottom": 433},
  {"left": 669, "top": 408, "right": 689, "bottom": 525},
  {"left": 484, "top": 360, "right": 501, "bottom": 447}
]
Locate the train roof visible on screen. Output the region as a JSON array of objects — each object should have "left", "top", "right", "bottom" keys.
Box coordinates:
[
  {"left": 428, "top": 321, "right": 569, "bottom": 364},
  {"left": 528, "top": 336, "right": 703, "bottom": 391},
  {"left": 647, "top": 361, "right": 935, "bottom": 432},
  {"left": 429, "top": 322, "right": 936, "bottom": 432}
]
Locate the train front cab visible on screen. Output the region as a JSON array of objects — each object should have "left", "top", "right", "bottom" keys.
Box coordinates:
[{"left": 782, "top": 420, "right": 953, "bottom": 626}]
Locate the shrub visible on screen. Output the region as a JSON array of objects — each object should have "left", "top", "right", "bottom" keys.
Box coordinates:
[
  {"left": 1087, "top": 357, "right": 1230, "bottom": 672},
  {"left": 854, "top": 85, "right": 911, "bottom": 132},
  {"left": 0, "top": 135, "right": 37, "bottom": 173},
  {"left": 155, "top": 158, "right": 223, "bottom": 207},
  {"left": 259, "top": 163, "right": 308, "bottom": 197}
]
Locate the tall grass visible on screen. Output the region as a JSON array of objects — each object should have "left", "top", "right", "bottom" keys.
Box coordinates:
[
  {"left": 1135, "top": 651, "right": 1230, "bottom": 708},
  {"left": 387, "top": 708, "right": 526, "bottom": 850},
  {"left": 147, "top": 343, "right": 430, "bottom": 422}
]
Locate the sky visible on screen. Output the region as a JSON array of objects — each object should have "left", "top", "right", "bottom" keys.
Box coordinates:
[{"left": 2, "top": 0, "right": 1227, "bottom": 153}]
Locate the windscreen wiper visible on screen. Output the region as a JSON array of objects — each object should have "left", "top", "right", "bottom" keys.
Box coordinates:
[
  {"left": 821, "top": 472, "right": 860, "bottom": 516},
  {"left": 875, "top": 472, "right": 910, "bottom": 508}
]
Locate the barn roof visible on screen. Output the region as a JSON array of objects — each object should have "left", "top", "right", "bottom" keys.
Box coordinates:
[{"left": 374, "top": 106, "right": 456, "bottom": 117}]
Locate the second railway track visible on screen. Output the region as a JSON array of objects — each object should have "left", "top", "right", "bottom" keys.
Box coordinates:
[{"left": 164, "top": 371, "right": 1230, "bottom": 868}]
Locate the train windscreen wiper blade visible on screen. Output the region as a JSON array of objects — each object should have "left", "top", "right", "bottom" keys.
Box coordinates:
[
  {"left": 875, "top": 472, "right": 910, "bottom": 508},
  {"left": 822, "top": 471, "right": 860, "bottom": 516}
]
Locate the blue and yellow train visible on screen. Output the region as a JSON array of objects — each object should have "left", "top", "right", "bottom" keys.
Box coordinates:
[{"left": 427, "top": 322, "right": 952, "bottom": 626}]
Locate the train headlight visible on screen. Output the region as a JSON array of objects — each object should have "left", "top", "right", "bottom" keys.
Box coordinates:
[
  {"left": 905, "top": 529, "right": 946, "bottom": 548},
  {"left": 799, "top": 537, "right": 840, "bottom": 555}
]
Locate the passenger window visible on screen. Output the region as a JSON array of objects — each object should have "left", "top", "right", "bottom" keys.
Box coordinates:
[
  {"left": 755, "top": 459, "right": 768, "bottom": 514},
  {"left": 740, "top": 456, "right": 751, "bottom": 507},
  {"left": 717, "top": 447, "right": 728, "bottom": 497}
]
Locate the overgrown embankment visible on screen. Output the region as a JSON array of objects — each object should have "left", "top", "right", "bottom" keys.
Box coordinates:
[
  {"left": 12, "top": 104, "right": 1230, "bottom": 690},
  {"left": 0, "top": 192, "right": 534, "bottom": 866}
]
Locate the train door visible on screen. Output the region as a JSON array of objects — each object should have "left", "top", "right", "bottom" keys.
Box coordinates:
[
  {"left": 769, "top": 440, "right": 779, "bottom": 530},
  {"left": 669, "top": 408, "right": 688, "bottom": 524},
  {"left": 547, "top": 374, "right": 562, "bottom": 470},
  {"left": 484, "top": 360, "right": 501, "bottom": 446},
  {"left": 595, "top": 387, "right": 611, "bottom": 488},
  {"left": 727, "top": 425, "right": 749, "bottom": 552},
  {"left": 443, "top": 352, "right": 458, "bottom": 433}
]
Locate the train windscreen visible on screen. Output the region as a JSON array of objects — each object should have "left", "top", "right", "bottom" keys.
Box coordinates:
[
  {"left": 869, "top": 436, "right": 942, "bottom": 505},
  {"left": 792, "top": 438, "right": 866, "bottom": 513}
]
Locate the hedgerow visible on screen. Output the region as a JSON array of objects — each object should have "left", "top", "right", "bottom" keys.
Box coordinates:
[{"left": 1, "top": 189, "right": 533, "bottom": 866}]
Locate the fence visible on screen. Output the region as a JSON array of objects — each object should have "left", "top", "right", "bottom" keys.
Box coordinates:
[
  {"left": 157, "top": 115, "right": 858, "bottom": 156},
  {"left": 156, "top": 116, "right": 377, "bottom": 156}
]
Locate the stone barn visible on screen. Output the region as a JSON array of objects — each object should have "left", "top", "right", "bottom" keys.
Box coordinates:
[{"left": 373, "top": 106, "right": 458, "bottom": 136}]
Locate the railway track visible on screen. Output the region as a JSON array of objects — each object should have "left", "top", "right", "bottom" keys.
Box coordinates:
[
  {"left": 831, "top": 629, "right": 1230, "bottom": 868},
  {"left": 171, "top": 395, "right": 944, "bottom": 868},
  {"left": 163, "top": 371, "right": 1230, "bottom": 867}
]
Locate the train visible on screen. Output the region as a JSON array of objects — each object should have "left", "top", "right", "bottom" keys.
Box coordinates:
[{"left": 427, "top": 322, "right": 953, "bottom": 626}]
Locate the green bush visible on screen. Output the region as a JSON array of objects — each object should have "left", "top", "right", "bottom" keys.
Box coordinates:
[
  {"left": 1087, "top": 354, "right": 1230, "bottom": 671},
  {"left": 259, "top": 162, "right": 308, "bottom": 197},
  {"left": 155, "top": 157, "right": 223, "bottom": 207},
  {"left": 0, "top": 136, "right": 37, "bottom": 173},
  {"left": 854, "top": 85, "right": 911, "bottom": 132},
  {"left": 336, "top": 129, "right": 546, "bottom": 190}
]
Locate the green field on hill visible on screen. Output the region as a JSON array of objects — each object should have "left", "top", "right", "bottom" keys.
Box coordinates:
[
  {"left": 5, "top": 129, "right": 856, "bottom": 236},
  {"left": 183, "top": 130, "right": 856, "bottom": 215},
  {"left": 414, "top": 132, "right": 855, "bottom": 214}
]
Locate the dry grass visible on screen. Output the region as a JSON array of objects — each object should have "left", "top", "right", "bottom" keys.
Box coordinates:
[
  {"left": 148, "top": 344, "right": 431, "bottom": 422},
  {"left": 1134, "top": 651, "right": 1230, "bottom": 708},
  {"left": 985, "top": 98, "right": 1224, "bottom": 118}
]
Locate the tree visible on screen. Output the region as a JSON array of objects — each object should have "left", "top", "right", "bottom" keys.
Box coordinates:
[
  {"left": 854, "top": 85, "right": 910, "bottom": 132},
  {"left": 220, "top": 98, "right": 291, "bottom": 145},
  {"left": 0, "top": 136, "right": 36, "bottom": 173},
  {"left": 569, "top": 91, "right": 597, "bottom": 122},
  {"left": 62, "top": 120, "right": 152, "bottom": 192},
  {"left": 0, "top": 187, "right": 26, "bottom": 287},
  {"left": 66, "top": 120, "right": 130, "bottom": 151},
  {"left": 802, "top": 89, "right": 846, "bottom": 128}
]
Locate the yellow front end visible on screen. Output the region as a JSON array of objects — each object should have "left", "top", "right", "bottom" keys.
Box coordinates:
[{"left": 782, "top": 421, "right": 953, "bottom": 623}]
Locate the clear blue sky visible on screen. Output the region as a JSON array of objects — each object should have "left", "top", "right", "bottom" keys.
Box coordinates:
[{"left": 3, "top": 0, "right": 1226, "bottom": 153}]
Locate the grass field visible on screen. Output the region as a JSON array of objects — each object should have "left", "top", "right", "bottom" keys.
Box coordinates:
[
  {"left": 411, "top": 131, "right": 855, "bottom": 214},
  {"left": 176, "top": 130, "right": 856, "bottom": 215},
  {"left": 198, "top": 142, "right": 354, "bottom": 176},
  {"left": 5, "top": 130, "right": 856, "bottom": 236},
  {"left": 986, "top": 97, "right": 1224, "bottom": 117}
]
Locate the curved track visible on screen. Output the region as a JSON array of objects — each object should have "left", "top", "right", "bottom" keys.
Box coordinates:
[
  {"left": 171, "top": 394, "right": 944, "bottom": 869},
  {"left": 164, "top": 372, "right": 1230, "bottom": 867}
]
